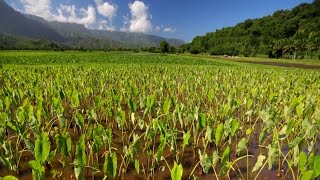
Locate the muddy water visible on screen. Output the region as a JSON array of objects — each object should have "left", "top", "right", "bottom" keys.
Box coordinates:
[{"left": 0, "top": 119, "right": 311, "bottom": 180}]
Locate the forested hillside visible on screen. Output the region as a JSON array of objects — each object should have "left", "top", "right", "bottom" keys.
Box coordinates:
[{"left": 186, "top": 0, "right": 320, "bottom": 59}]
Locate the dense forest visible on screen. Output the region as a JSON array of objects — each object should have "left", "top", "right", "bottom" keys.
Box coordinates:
[{"left": 185, "top": 0, "right": 320, "bottom": 59}]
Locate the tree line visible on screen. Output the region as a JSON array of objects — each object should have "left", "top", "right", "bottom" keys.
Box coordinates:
[{"left": 184, "top": 0, "right": 320, "bottom": 59}]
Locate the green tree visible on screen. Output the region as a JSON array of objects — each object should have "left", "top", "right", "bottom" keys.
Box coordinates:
[{"left": 160, "top": 41, "right": 169, "bottom": 53}]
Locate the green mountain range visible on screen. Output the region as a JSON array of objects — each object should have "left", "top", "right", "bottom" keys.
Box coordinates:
[{"left": 0, "top": 0, "right": 184, "bottom": 50}]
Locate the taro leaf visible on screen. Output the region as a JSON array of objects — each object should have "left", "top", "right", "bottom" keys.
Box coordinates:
[
  {"left": 56, "top": 133, "right": 71, "bottom": 157},
  {"left": 28, "top": 160, "right": 44, "bottom": 172},
  {"left": 259, "top": 110, "right": 270, "bottom": 122},
  {"left": 220, "top": 146, "right": 230, "bottom": 176},
  {"left": 56, "top": 134, "right": 66, "bottom": 157},
  {"left": 252, "top": 155, "right": 266, "bottom": 172},
  {"left": 212, "top": 151, "right": 219, "bottom": 167},
  {"left": 163, "top": 97, "right": 171, "bottom": 115},
  {"left": 198, "top": 113, "right": 206, "bottom": 129},
  {"left": 259, "top": 129, "right": 267, "bottom": 144},
  {"left": 308, "top": 152, "right": 315, "bottom": 168},
  {"left": 103, "top": 152, "right": 117, "bottom": 177},
  {"left": 205, "top": 126, "right": 213, "bottom": 143},
  {"left": 116, "top": 110, "right": 125, "bottom": 129},
  {"left": 128, "top": 99, "right": 137, "bottom": 112},
  {"left": 182, "top": 131, "right": 191, "bottom": 148},
  {"left": 286, "top": 119, "right": 295, "bottom": 135},
  {"left": 236, "top": 138, "right": 247, "bottom": 155},
  {"left": 146, "top": 95, "right": 155, "bottom": 109},
  {"left": 36, "top": 109, "right": 41, "bottom": 127},
  {"left": 71, "top": 91, "right": 80, "bottom": 108},
  {"left": 135, "top": 159, "right": 140, "bottom": 174},
  {"left": 278, "top": 125, "right": 287, "bottom": 137},
  {"left": 29, "top": 161, "right": 45, "bottom": 180},
  {"left": 207, "top": 89, "right": 214, "bottom": 102},
  {"left": 198, "top": 150, "right": 211, "bottom": 174},
  {"left": 93, "top": 125, "right": 103, "bottom": 153},
  {"left": 268, "top": 144, "right": 276, "bottom": 170},
  {"left": 156, "top": 135, "right": 166, "bottom": 162},
  {"left": 230, "top": 119, "right": 239, "bottom": 137},
  {"left": 313, "top": 156, "right": 320, "bottom": 178},
  {"left": 34, "top": 131, "right": 51, "bottom": 164},
  {"left": 75, "top": 113, "right": 84, "bottom": 130},
  {"left": 2, "top": 175, "right": 19, "bottom": 180},
  {"left": 215, "top": 123, "right": 224, "bottom": 146},
  {"left": 289, "top": 137, "right": 303, "bottom": 149},
  {"left": 293, "top": 145, "right": 299, "bottom": 167},
  {"left": 296, "top": 104, "right": 304, "bottom": 117},
  {"left": 299, "top": 152, "right": 307, "bottom": 173},
  {"left": 0, "top": 156, "right": 14, "bottom": 171},
  {"left": 22, "top": 137, "right": 35, "bottom": 153},
  {"left": 171, "top": 162, "right": 183, "bottom": 180},
  {"left": 74, "top": 135, "right": 86, "bottom": 180},
  {"left": 301, "top": 170, "right": 314, "bottom": 180}
]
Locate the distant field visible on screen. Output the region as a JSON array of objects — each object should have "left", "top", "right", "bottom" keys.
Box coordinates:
[
  {"left": 0, "top": 51, "right": 232, "bottom": 66},
  {"left": 0, "top": 51, "right": 320, "bottom": 180}
]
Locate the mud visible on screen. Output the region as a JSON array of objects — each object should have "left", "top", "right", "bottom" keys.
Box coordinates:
[{"left": 237, "top": 61, "right": 320, "bottom": 70}]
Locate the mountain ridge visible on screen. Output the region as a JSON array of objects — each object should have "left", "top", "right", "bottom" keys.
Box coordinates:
[{"left": 0, "top": 1, "right": 184, "bottom": 49}]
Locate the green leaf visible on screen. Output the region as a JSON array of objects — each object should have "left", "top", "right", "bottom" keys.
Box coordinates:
[
  {"left": 28, "top": 160, "right": 44, "bottom": 172},
  {"left": 286, "top": 119, "right": 295, "bottom": 135},
  {"left": 215, "top": 123, "right": 224, "bottom": 146},
  {"left": 74, "top": 135, "right": 86, "bottom": 180},
  {"left": 207, "top": 89, "right": 214, "bottom": 102},
  {"left": 163, "top": 97, "right": 171, "bottom": 115},
  {"left": 308, "top": 152, "right": 315, "bottom": 168},
  {"left": 299, "top": 152, "right": 307, "bottom": 173},
  {"left": 34, "top": 131, "right": 51, "bottom": 164},
  {"left": 128, "top": 99, "right": 137, "bottom": 112},
  {"left": 171, "top": 162, "right": 183, "bottom": 180},
  {"left": 268, "top": 144, "right": 276, "bottom": 170},
  {"left": 75, "top": 113, "right": 84, "bottom": 129},
  {"left": 220, "top": 146, "right": 230, "bottom": 176},
  {"left": 1, "top": 175, "right": 19, "bottom": 180},
  {"left": 198, "top": 150, "right": 212, "bottom": 174},
  {"left": 205, "top": 126, "right": 213, "bottom": 143},
  {"left": 313, "top": 155, "right": 320, "bottom": 178},
  {"left": 103, "top": 152, "right": 117, "bottom": 177},
  {"left": 236, "top": 138, "right": 247, "bottom": 155},
  {"left": 56, "top": 134, "right": 70, "bottom": 157},
  {"left": 198, "top": 113, "right": 206, "bottom": 129},
  {"left": 252, "top": 155, "right": 266, "bottom": 172},
  {"left": 230, "top": 119, "right": 239, "bottom": 137},
  {"left": 212, "top": 151, "right": 219, "bottom": 167},
  {"left": 182, "top": 131, "right": 191, "bottom": 148},
  {"left": 301, "top": 170, "right": 314, "bottom": 180},
  {"left": 289, "top": 137, "right": 303, "bottom": 149},
  {"left": 135, "top": 159, "right": 140, "bottom": 174}
]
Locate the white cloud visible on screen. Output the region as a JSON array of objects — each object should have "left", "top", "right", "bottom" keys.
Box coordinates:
[
  {"left": 19, "top": 0, "right": 96, "bottom": 27},
  {"left": 163, "top": 27, "right": 176, "bottom": 33},
  {"left": 126, "top": 1, "right": 153, "bottom": 33},
  {"left": 154, "top": 25, "right": 161, "bottom": 32},
  {"left": 20, "top": 0, "right": 52, "bottom": 20},
  {"left": 95, "top": 0, "right": 117, "bottom": 21},
  {"left": 98, "top": 20, "right": 115, "bottom": 31},
  {"left": 53, "top": 4, "right": 96, "bottom": 27}
]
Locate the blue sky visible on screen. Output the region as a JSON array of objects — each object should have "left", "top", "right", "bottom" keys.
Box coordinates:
[{"left": 6, "top": 0, "right": 314, "bottom": 42}]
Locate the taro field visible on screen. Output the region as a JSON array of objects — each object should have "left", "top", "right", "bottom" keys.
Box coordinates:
[{"left": 0, "top": 51, "right": 320, "bottom": 180}]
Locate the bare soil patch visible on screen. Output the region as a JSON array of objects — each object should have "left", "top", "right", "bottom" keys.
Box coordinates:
[{"left": 237, "top": 61, "right": 320, "bottom": 69}]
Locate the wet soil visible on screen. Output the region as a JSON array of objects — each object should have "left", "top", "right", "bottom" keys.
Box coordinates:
[{"left": 237, "top": 61, "right": 320, "bottom": 70}]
